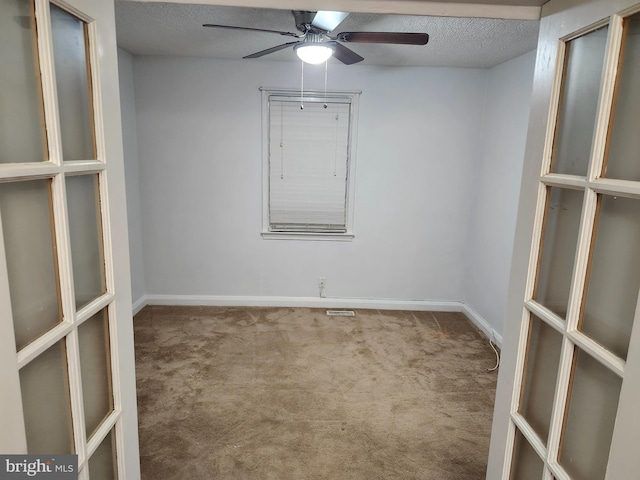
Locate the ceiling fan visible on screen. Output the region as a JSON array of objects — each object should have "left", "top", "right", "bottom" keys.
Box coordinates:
[{"left": 203, "top": 10, "right": 429, "bottom": 65}]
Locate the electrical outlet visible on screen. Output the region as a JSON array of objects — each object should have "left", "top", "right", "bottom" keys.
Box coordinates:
[{"left": 318, "top": 277, "right": 326, "bottom": 298}]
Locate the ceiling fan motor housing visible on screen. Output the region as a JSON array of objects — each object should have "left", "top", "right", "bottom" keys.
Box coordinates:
[
  {"left": 293, "top": 10, "right": 318, "bottom": 33},
  {"left": 299, "top": 32, "right": 328, "bottom": 45}
]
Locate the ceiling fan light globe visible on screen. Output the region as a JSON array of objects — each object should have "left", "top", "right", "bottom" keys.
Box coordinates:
[{"left": 295, "top": 44, "right": 334, "bottom": 64}]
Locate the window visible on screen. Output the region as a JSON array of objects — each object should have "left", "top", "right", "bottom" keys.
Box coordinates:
[{"left": 261, "top": 88, "right": 360, "bottom": 240}]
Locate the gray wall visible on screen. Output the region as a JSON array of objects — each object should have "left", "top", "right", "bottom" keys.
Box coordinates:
[
  {"left": 119, "top": 51, "right": 536, "bottom": 338},
  {"left": 132, "top": 57, "right": 485, "bottom": 302},
  {"left": 463, "top": 50, "right": 536, "bottom": 338},
  {"left": 117, "top": 48, "right": 146, "bottom": 308}
]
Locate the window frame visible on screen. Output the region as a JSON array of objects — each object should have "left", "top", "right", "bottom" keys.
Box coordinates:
[{"left": 260, "top": 87, "right": 360, "bottom": 241}]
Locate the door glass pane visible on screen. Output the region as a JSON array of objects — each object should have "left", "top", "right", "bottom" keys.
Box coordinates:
[
  {"left": 550, "top": 26, "right": 608, "bottom": 176},
  {"left": 534, "top": 187, "right": 584, "bottom": 317},
  {"left": 88, "top": 429, "right": 117, "bottom": 480},
  {"left": 66, "top": 174, "right": 105, "bottom": 309},
  {"left": 580, "top": 195, "right": 640, "bottom": 359},
  {"left": 602, "top": 13, "right": 640, "bottom": 181},
  {"left": 50, "top": 3, "right": 95, "bottom": 161},
  {"left": 0, "top": 180, "right": 61, "bottom": 350},
  {"left": 79, "top": 309, "right": 113, "bottom": 438},
  {"left": 559, "top": 349, "right": 622, "bottom": 480},
  {"left": 0, "top": 0, "right": 47, "bottom": 163},
  {"left": 509, "top": 429, "right": 544, "bottom": 480},
  {"left": 519, "top": 315, "right": 563, "bottom": 445},
  {"left": 19, "top": 340, "right": 74, "bottom": 454}
]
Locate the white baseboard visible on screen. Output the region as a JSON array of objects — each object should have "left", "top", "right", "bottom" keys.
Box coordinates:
[
  {"left": 461, "top": 303, "right": 503, "bottom": 348},
  {"left": 132, "top": 295, "right": 148, "bottom": 315},
  {"left": 141, "top": 294, "right": 502, "bottom": 345},
  {"left": 144, "top": 294, "right": 464, "bottom": 312}
]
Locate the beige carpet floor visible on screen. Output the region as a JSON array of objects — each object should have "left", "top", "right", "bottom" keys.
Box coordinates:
[{"left": 134, "top": 306, "right": 498, "bottom": 479}]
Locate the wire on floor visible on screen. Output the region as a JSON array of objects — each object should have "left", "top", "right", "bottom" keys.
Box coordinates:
[{"left": 487, "top": 334, "right": 500, "bottom": 372}]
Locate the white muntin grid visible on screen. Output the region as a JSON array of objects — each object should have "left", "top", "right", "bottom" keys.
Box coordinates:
[
  {"left": 503, "top": 6, "right": 640, "bottom": 480},
  {"left": 0, "top": 0, "right": 124, "bottom": 477}
]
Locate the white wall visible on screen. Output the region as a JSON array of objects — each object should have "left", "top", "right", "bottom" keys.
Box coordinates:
[
  {"left": 120, "top": 52, "right": 536, "bottom": 340},
  {"left": 463, "top": 50, "right": 536, "bottom": 339},
  {"left": 117, "top": 48, "right": 146, "bottom": 309},
  {"left": 132, "top": 56, "right": 487, "bottom": 303}
]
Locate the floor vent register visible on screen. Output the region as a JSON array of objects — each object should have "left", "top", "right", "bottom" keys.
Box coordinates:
[{"left": 326, "top": 310, "right": 356, "bottom": 316}]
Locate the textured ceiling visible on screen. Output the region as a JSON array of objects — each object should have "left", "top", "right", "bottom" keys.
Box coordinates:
[{"left": 115, "top": 2, "right": 541, "bottom": 68}]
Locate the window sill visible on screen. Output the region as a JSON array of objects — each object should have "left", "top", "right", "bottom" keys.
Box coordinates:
[{"left": 261, "top": 231, "right": 355, "bottom": 242}]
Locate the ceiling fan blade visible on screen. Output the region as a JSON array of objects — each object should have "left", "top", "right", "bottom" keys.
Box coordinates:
[
  {"left": 243, "top": 41, "right": 300, "bottom": 59},
  {"left": 311, "top": 11, "right": 349, "bottom": 32},
  {"left": 329, "top": 42, "right": 364, "bottom": 65},
  {"left": 335, "top": 32, "right": 429, "bottom": 45},
  {"left": 203, "top": 24, "right": 300, "bottom": 38}
]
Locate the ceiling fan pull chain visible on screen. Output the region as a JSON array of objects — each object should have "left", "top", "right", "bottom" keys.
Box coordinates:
[
  {"left": 324, "top": 60, "right": 328, "bottom": 109},
  {"left": 300, "top": 59, "right": 304, "bottom": 109},
  {"left": 280, "top": 102, "right": 285, "bottom": 179},
  {"left": 334, "top": 112, "right": 339, "bottom": 176}
]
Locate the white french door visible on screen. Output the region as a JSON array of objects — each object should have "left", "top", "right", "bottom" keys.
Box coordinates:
[
  {"left": 0, "top": 0, "right": 140, "bottom": 478},
  {"left": 488, "top": 0, "right": 640, "bottom": 479}
]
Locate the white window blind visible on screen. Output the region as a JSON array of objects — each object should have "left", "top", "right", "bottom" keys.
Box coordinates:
[{"left": 268, "top": 96, "right": 352, "bottom": 233}]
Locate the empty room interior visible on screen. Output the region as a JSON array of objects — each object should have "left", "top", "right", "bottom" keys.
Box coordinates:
[
  {"left": 4, "top": 0, "right": 640, "bottom": 478},
  {"left": 116, "top": 0, "right": 537, "bottom": 477}
]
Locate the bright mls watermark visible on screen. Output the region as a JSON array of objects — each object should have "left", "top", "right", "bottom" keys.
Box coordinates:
[{"left": 0, "top": 455, "right": 77, "bottom": 479}]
